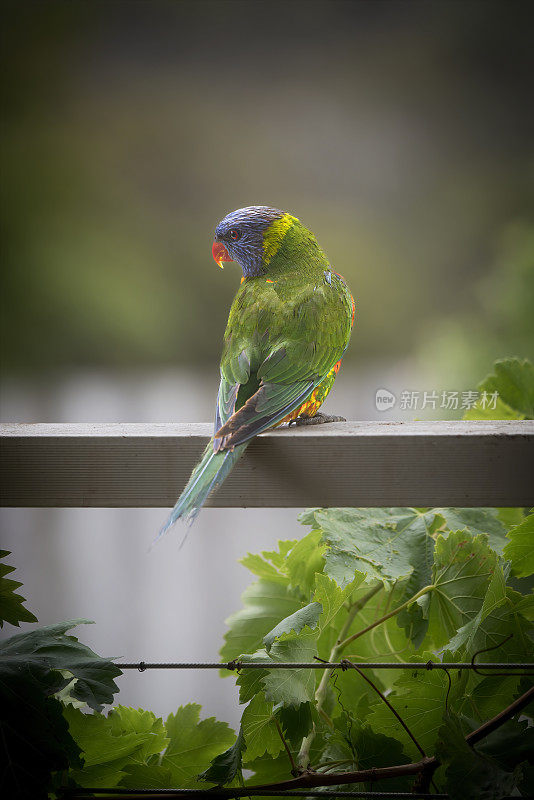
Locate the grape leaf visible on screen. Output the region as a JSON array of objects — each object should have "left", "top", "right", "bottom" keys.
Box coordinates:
[
  {"left": 446, "top": 559, "right": 508, "bottom": 654},
  {"left": 220, "top": 579, "right": 302, "bottom": 663},
  {"left": 285, "top": 529, "right": 326, "bottom": 598},
  {"left": 297, "top": 508, "right": 321, "bottom": 526},
  {"left": 476, "top": 716, "right": 534, "bottom": 772},
  {"left": 465, "top": 675, "right": 522, "bottom": 720},
  {"left": 428, "top": 531, "right": 497, "bottom": 648},
  {"left": 366, "top": 654, "right": 449, "bottom": 759},
  {"left": 451, "top": 588, "right": 534, "bottom": 664},
  {"left": 236, "top": 650, "right": 271, "bottom": 704},
  {"left": 240, "top": 544, "right": 293, "bottom": 584},
  {"left": 263, "top": 602, "right": 321, "bottom": 651},
  {"left": 241, "top": 693, "right": 284, "bottom": 762},
  {"left": 393, "top": 509, "right": 442, "bottom": 646},
  {"left": 161, "top": 704, "right": 235, "bottom": 788},
  {"left": 260, "top": 540, "right": 297, "bottom": 569},
  {"left": 314, "top": 571, "right": 363, "bottom": 630},
  {"left": 0, "top": 662, "right": 81, "bottom": 798},
  {"left": 244, "top": 752, "right": 294, "bottom": 799},
  {"left": 437, "top": 711, "right": 521, "bottom": 800},
  {"left": 436, "top": 508, "right": 509, "bottom": 555},
  {"left": 64, "top": 705, "right": 166, "bottom": 788},
  {"left": 497, "top": 507, "right": 525, "bottom": 528},
  {"left": 275, "top": 701, "right": 313, "bottom": 747},
  {"left": 199, "top": 726, "right": 245, "bottom": 786},
  {"left": 109, "top": 705, "right": 168, "bottom": 762},
  {"left": 517, "top": 592, "right": 534, "bottom": 621},
  {"left": 503, "top": 514, "right": 534, "bottom": 577},
  {"left": 0, "top": 619, "right": 121, "bottom": 711},
  {"left": 119, "top": 764, "right": 172, "bottom": 789},
  {"left": 328, "top": 583, "right": 410, "bottom": 689},
  {"left": 309, "top": 508, "right": 424, "bottom": 588},
  {"left": 328, "top": 660, "right": 385, "bottom": 722},
  {"left": 464, "top": 357, "right": 534, "bottom": 420},
  {"left": 322, "top": 717, "right": 410, "bottom": 791},
  {"left": 0, "top": 549, "right": 37, "bottom": 627},
  {"left": 261, "top": 627, "right": 319, "bottom": 707}
]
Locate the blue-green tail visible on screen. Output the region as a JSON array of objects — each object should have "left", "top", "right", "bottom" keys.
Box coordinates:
[{"left": 155, "top": 440, "right": 247, "bottom": 542}]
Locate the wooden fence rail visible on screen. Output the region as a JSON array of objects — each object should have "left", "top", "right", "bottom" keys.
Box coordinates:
[{"left": 1, "top": 421, "right": 532, "bottom": 508}]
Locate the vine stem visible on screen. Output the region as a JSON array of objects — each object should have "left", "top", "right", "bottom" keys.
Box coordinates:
[
  {"left": 336, "top": 584, "right": 435, "bottom": 651},
  {"left": 341, "top": 659, "right": 426, "bottom": 758},
  {"left": 272, "top": 716, "right": 297, "bottom": 774},
  {"left": 297, "top": 582, "right": 382, "bottom": 768}
]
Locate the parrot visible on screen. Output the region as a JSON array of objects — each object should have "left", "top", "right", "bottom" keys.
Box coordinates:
[{"left": 158, "top": 205, "right": 355, "bottom": 537}]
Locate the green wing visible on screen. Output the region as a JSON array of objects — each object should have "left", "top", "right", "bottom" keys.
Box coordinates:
[{"left": 214, "top": 272, "right": 352, "bottom": 451}]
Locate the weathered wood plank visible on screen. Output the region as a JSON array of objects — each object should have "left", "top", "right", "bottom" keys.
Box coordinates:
[{"left": 1, "top": 421, "right": 532, "bottom": 508}]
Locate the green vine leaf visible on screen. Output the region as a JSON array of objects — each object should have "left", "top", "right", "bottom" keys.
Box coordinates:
[
  {"left": 235, "top": 650, "right": 271, "bottom": 703},
  {"left": 322, "top": 717, "right": 410, "bottom": 791},
  {"left": 366, "top": 654, "right": 449, "bottom": 759},
  {"left": 330, "top": 583, "right": 409, "bottom": 682},
  {"left": 428, "top": 531, "right": 497, "bottom": 648},
  {"left": 437, "top": 711, "right": 522, "bottom": 800},
  {"left": 314, "top": 572, "right": 363, "bottom": 630},
  {"left": 393, "top": 509, "right": 442, "bottom": 646},
  {"left": 452, "top": 588, "right": 533, "bottom": 663},
  {"left": 436, "top": 508, "right": 509, "bottom": 555},
  {"left": 220, "top": 579, "right": 302, "bottom": 663},
  {"left": 463, "top": 357, "right": 534, "bottom": 420},
  {"left": 503, "top": 514, "right": 534, "bottom": 577},
  {"left": 1, "top": 662, "right": 81, "bottom": 797},
  {"left": 275, "top": 701, "right": 313, "bottom": 747},
  {"left": 306, "top": 507, "right": 429, "bottom": 589},
  {"left": 446, "top": 560, "right": 508, "bottom": 654},
  {"left": 261, "top": 627, "right": 319, "bottom": 707},
  {"left": 263, "top": 602, "right": 322, "bottom": 651},
  {"left": 64, "top": 704, "right": 167, "bottom": 788},
  {"left": 297, "top": 508, "right": 321, "bottom": 526},
  {"left": 464, "top": 675, "right": 522, "bottom": 720},
  {"left": 241, "top": 693, "right": 284, "bottom": 762},
  {"left": 240, "top": 541, "right": 295, "bottom": 584},
  {"left": 161, "top": 704, "right": 235, "bottom": 788},
  {"left": 286, "top": 529, "right": 326, "bottom": 598},
  {"left": 0, "top": 550, "right": 37, "bottom": 628},
  {"left": 244, "top": 752, "right": 295, "bottom": 793},
  {"left": 476, "top": 717, "right": 534, "bottom": 773},
  {"left": 119, "top": 764, "right": 172, "bottom": 790},
  {"left": 199, "top": 726, "right": 245, "bottom": 786},
  {"left": 0, "top": 619, "right": 121, "bottom": 711}
]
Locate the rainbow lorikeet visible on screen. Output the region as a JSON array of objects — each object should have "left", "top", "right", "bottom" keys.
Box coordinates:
[{"left": 159, "top": 206, "right": 354, "bottom": 534}]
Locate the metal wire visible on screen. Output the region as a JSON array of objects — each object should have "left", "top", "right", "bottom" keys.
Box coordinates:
[
  {"left": 116, "top": 660, "right": 533, "bottom": 672},
  {"left": 60, "top": 791, "right": 447, "bottom": 798},
  {"left": 60, "top": 790, "right": 519, "bottom": 798}
]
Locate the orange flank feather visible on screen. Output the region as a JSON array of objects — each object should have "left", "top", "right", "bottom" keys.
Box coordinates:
[{"left": 278, "top": 359, "right": 343, "bottom": 424}]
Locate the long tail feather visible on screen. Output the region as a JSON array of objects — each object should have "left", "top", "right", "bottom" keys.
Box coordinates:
[{"left": 154, "top": 440, "right": 247, "bottom": 544}]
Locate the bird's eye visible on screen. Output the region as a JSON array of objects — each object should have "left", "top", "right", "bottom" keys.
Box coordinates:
[{"left": 229, "top": 228, "right": 241, "bottom": 241}]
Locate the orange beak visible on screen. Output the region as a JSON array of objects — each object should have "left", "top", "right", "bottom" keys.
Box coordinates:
[{"left": 212, "top": 240, "right": 232, "bottom": 269}]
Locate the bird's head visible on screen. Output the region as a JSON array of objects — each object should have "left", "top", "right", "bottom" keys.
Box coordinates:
[{"left": 212, "top": 205, "right": 301, "bottom": 278}]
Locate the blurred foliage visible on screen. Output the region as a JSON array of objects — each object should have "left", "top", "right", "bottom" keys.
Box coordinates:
[
  {"left": 1, "top": 0, "right": 533, "bottom": 374},
  {"left": 420, "top": 225, "right": 534, "bottom": 390},
  {"left": 464, "top": 357, "right": 534, "bottom": 420}
]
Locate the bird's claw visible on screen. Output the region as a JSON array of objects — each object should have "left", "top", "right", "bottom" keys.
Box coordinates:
[{"left": 289, "top": 412, "right": 346, "bottom": 427}]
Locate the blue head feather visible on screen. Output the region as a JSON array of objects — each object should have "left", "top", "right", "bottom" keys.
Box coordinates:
[{"left": 214, "top": 205, "right": 283, "bottom": 277}]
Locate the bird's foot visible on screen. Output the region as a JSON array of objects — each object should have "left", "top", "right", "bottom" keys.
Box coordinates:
[{"left": 289, "top": 412, "right": 346, "bottom": 427}]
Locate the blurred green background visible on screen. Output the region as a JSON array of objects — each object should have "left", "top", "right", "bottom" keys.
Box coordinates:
[
  {"left": 1, "top": 0, "right": 533, "bottom": 392},
  {"left": 1, "top": 0, "right": 533, "bottom": 724}
]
